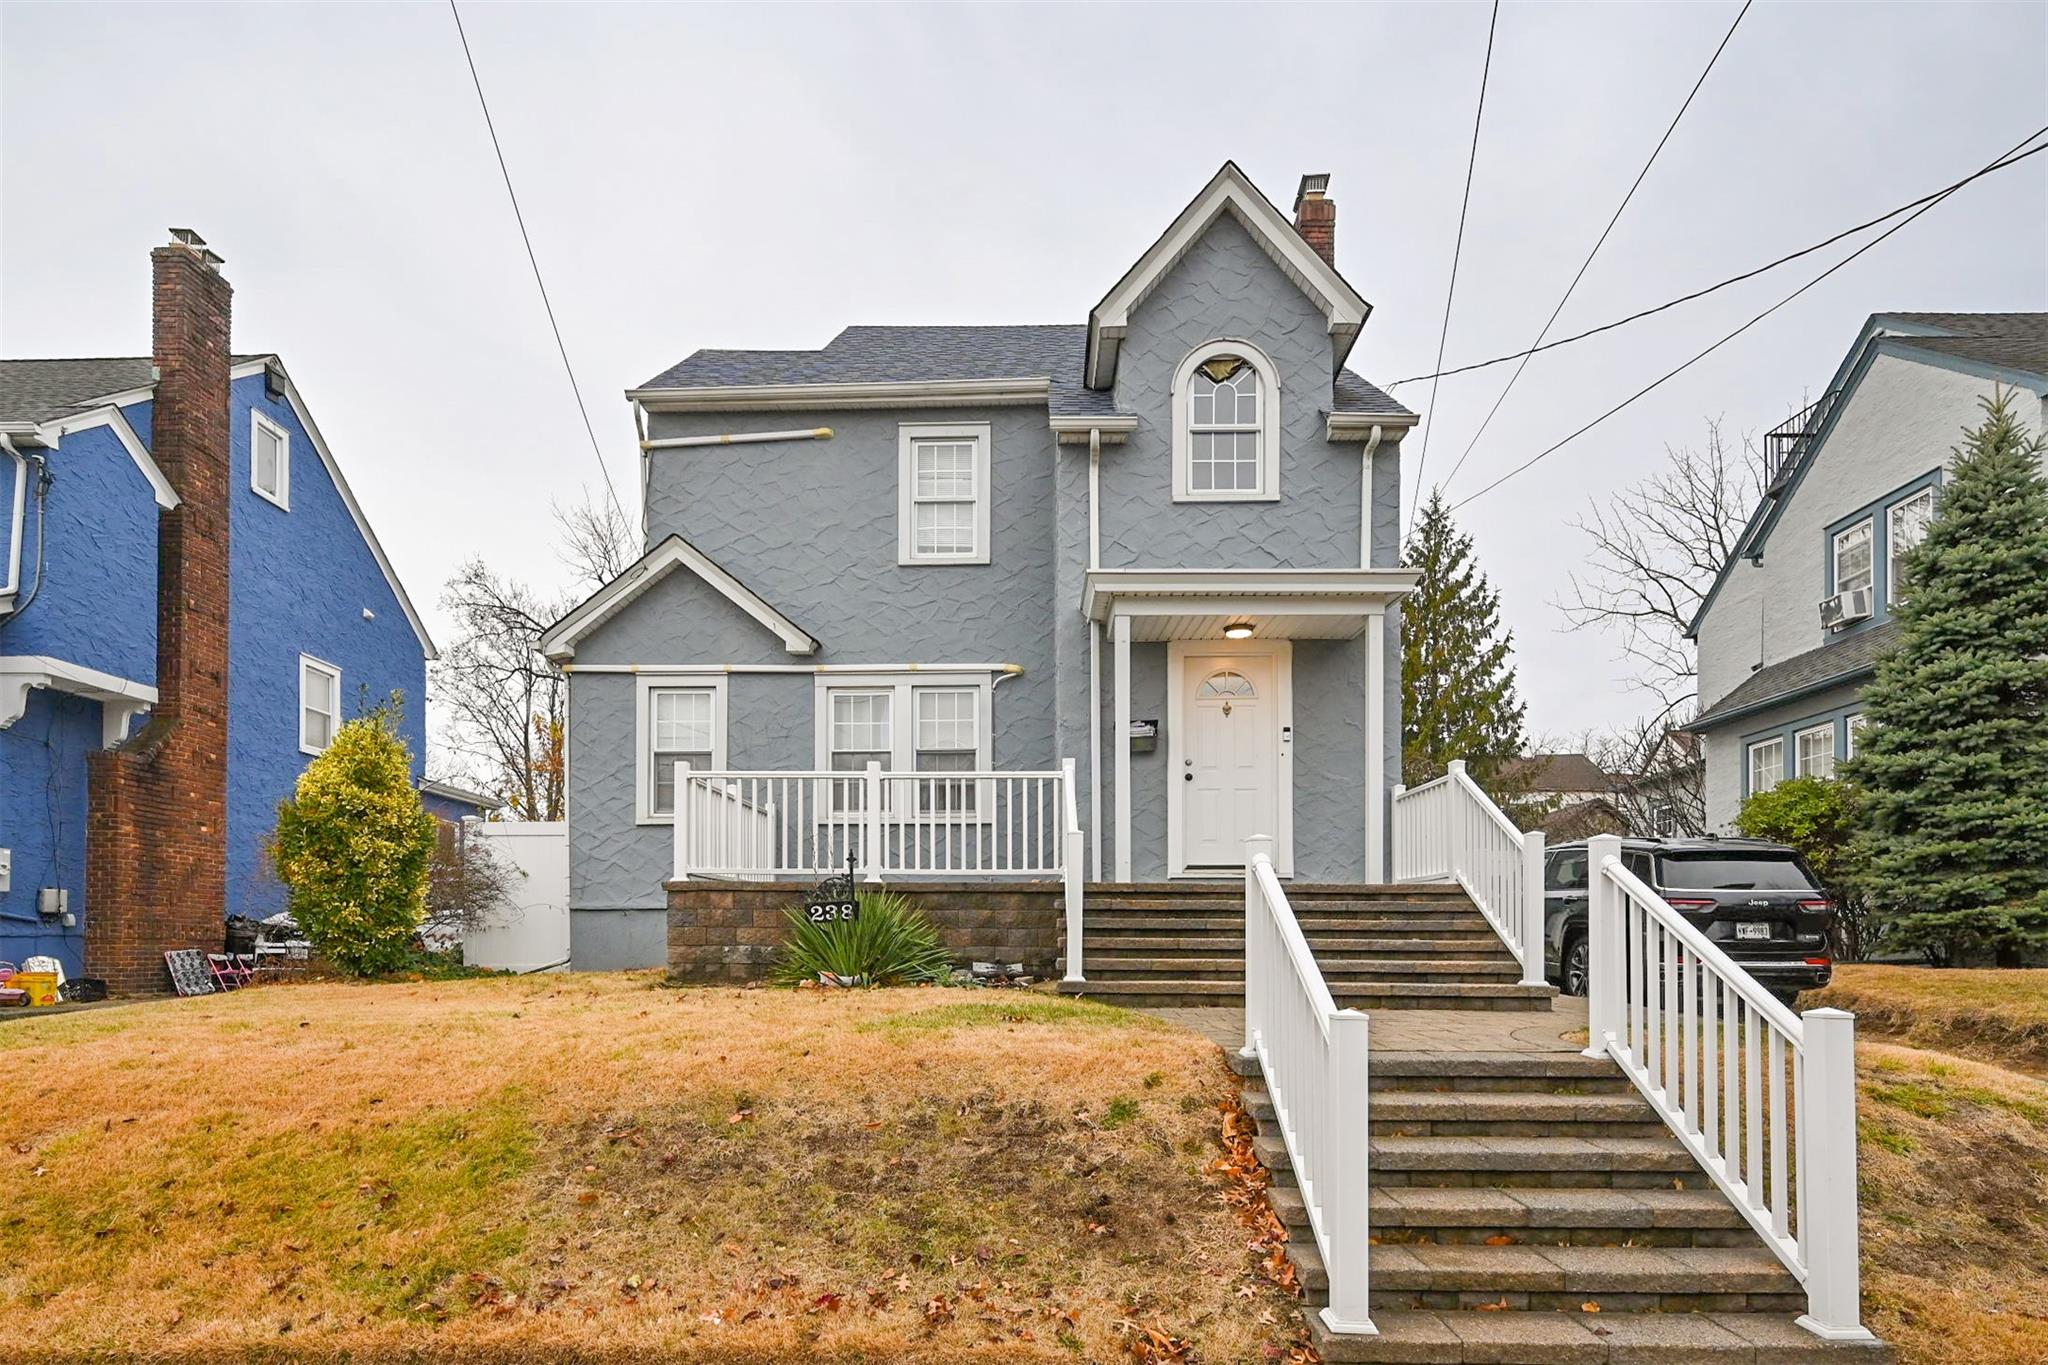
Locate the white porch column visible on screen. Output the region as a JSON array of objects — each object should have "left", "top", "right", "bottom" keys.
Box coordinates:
[
  {"left": 1112, "top": 611, "right": 1132, "bottom": 883},
  {"left": 1365, "top": 609, "right": 1386, "bottom": 883}
]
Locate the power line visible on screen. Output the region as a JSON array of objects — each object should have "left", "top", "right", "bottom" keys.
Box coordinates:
[
  {"left": 448, "top": 0, "right": 628, "bottom": 524},
  {"left": 1388, "top": 136, "right": 2048, "bottom": 391},
  {"left": 1408, "top": 0, "right": 1501, "bottom": 537},
  {"left": 1448, "top": 126, "right": 2048, "bottom": 514},
  {"left": 1439, "top": 0, "right": 1751, "bottom": 497}
]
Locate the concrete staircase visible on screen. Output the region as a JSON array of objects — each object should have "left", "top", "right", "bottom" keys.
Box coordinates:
[
  {"left": 1056, "top": 883, "right": 1556, "bottom": 1011},
  {"left": 1228, "top": 1048, "right": 1891, "bottom": 1362}
]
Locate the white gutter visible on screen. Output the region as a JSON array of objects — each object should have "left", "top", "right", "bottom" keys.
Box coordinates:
[
  {"left": 1360, "top": 423, "right": 1383, "bottom": 568},
  {"left": 640, "top": 426, "right": 834, "bottom": 451}
]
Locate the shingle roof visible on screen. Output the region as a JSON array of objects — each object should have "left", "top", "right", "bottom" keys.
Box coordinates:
[
  {"left": 1882, "top": 313, "right": 2048, "bottom": 379},
  {"left": 638, "top": 325, "right": 1413, "bottom": 420},
  {"left": 0, "top": 355, "right": 268, "bottom": 424},
  {"left": 1689, "top": 621, "right": 1900, "bottom": 730},
  {"left": 1501, "top": 752, "right": 1610, "bottom": 793}
]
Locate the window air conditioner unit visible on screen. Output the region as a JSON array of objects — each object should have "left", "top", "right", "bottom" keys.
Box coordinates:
[{"left": 1818, "top": 586, "right": 1872, "bottom": 630}]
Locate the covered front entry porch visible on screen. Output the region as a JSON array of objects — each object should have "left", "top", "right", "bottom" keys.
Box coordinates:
[{"left": 1081, "top": 567, "right": 1416, "bottom": 885}]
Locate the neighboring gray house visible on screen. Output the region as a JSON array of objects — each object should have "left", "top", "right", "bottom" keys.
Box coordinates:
[
  {"left": 540, "top": 164, "right": 1419, "bottom": 970},
  {"left": 1687, "top": 313, "right": 2048, "bottom": 832}
]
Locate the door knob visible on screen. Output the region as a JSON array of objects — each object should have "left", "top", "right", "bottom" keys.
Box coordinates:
[{"left": 1184, "top": 772, "right": 1194, "bottom": 781}]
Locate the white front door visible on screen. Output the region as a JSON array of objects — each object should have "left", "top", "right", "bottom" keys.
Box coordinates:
[{"left": 1174, "top": 646, "right": 1288, "bottom": 872}]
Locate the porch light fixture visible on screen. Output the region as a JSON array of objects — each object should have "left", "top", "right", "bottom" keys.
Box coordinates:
[{"left": 1222, "top": 620, "right": 1255, "bottom": 640}]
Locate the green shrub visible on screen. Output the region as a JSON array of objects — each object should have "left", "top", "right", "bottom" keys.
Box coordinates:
[
  {"left": 1736, "top": 775, "right": 1878, "bottom": 958},
  {"left": 272, "top": 702, "right": 437, "bottom": 976},
  {"left": 773, "top": 890, "right": 954, "bottom": 987}
]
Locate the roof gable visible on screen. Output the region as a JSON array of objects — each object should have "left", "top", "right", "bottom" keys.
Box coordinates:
[
  {"left": 1084, "top": 162, "right": 1371, "bottom": 391},
  {"left": 539, "top": 533, "right": 818, "bottom": 661}
]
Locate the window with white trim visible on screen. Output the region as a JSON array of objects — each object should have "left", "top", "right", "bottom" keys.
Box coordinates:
[
  {"left": 1832, "top": 519, "right": 1873, "bottom": 597},
  {"left": 914, "top": 687, "right": 979, "bottom": 813},
  {"left": 252, "top": 410, "right": 290, "bottom": 510},
  {"left": 634, "top": 674, "right": 727, "bottom": 823},
  {"left": 1887, "top": 487, "right": 1934, "bottom": 602},
  {"left": 1747, "top": 736, "right": 1784, "bottom": 797},
  {"left": 1794, "top": 723, "right": 1836, "bottom": 780},
  {"left": 299, "top": 655, "right": 340, "bottom": 754},
  {"left": 1845, "top": 713, "right": 1869, "bottom": 759},
  {"left": 815, "top": 674, "right": 993, "bottom": 816},
  {"left": 898, "top": 423, "right": 991, "bottom": 564},
  {"left": 1173, "top": 341, "right": 1280, "bottom": 501},
  {"left": 648, "top": 687, "right": 716, "bottom": 816}
]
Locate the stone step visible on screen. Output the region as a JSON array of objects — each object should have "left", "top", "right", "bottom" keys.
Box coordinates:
[
  {"left": 1265, "top": 1184, "right": 1750, "bottom": 1247},
  {"left": 1242, "top": 1086, "right": 1666, "bottom": 1138},
  {"left": 1059, "top": 980, "right": 1554, "bottom": 1010},
  {"left": 1076, "top": 956, "right": 1524, "bottom": 983},
  {"left": 1366, "top": 1135, "right": 1703, "bottom": 1188},
  {"left": 1369, "top": 1052, "right": 1638, "bottom": 1094},
  {"left": 1078, "top": 897, "right": 1480, "bottom": 915},
  {"left": 1077, "top": 929, "right": 1509, "bottom": 953},
  {"left": 1306, "top": 1309, "right": 1892, "bottom": 1363},
  {"left": 1365, "top": 1242, "right": 1804, "bottom": 1313}
]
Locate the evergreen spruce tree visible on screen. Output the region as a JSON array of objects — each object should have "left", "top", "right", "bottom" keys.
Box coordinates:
[
  {"left": 1845, "top": 390, "right": 2048, "bottom": 965},
  {"left": 1402, "top": 489, "right": 1529, "bottom": 793}
]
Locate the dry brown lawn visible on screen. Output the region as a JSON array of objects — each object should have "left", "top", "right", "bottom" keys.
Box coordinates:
[
  {"left": 1813, "top": 965, "right": 2048, "bottom": 1074},
  {"left": 0, "top": 975, "right": 1308, "bottom": 1363},
  {"left": 1856, "top": 1041, "right": 2048, "bottom": 1364}
]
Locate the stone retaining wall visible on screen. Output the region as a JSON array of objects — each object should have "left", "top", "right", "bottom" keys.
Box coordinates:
[{"left": 665, "top": 880, "right": 1063, "bottom": 984}]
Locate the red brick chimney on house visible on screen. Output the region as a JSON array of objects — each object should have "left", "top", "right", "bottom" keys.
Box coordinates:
[
  {"left": 1293, "top": 173, "right": 1336, "bottom": 268},
  {"left": 85, "top": 230, "right": 234, "bottom": 994}
]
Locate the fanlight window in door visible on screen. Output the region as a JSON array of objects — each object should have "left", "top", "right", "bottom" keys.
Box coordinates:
[
  {"left": 1188, "top": 355, "right": 1263, "bottom": 493},
  {"left": 1196, "top": 670, "right": 1257, "bottom": 699}
]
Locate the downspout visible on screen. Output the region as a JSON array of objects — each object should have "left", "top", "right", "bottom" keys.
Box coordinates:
[
  {"left": 633, "top": 399, "right": 650, "bottom": 549},
  {"left": 1359, "top": 423, "right": 1383, "bottom": 568},
  {"left": 0, "top": 434, "right": 25, "bottom": 601},
  {"left": 1087, "top": 427, "right": 1103, "bottom": 880}
]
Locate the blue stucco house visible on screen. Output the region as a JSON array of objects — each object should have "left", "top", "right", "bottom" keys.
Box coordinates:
[{"left": 0, "top": 233, "right": 437, "bottom": 982}]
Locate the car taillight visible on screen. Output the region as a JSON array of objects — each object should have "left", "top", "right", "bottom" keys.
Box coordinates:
[
  {"left": 1804, "top": 956, "right": 1832, "bottom": 966},
  {"left": 1665, "top": 897, "right": 1715, "bottom": 910},
  {"left": 1798, "top": 898, "right": 1834, "bottom": 913}
]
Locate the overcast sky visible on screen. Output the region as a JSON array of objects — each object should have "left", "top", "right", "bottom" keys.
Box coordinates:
[{"left": 4, "top": 1, "right": 2044, "bottom": 755}]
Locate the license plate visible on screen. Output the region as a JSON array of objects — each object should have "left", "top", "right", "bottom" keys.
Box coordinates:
[{"left": 1736, "top": 922, "right": 1772, "bottom": 941}]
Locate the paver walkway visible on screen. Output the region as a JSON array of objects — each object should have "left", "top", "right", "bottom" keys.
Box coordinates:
[{"left": 1144, "top": 996, "right": 1590, "bottom": 1054}]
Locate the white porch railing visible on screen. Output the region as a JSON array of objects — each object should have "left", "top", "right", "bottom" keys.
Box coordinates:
[
  {"left": 1060, "top": 767, "right": 1086, "bottom": 983},
  {"left": 1240, "top": 834, "right": 1375, "bottom": 1337},
  {"left": 1389, "top": 759, "right": 1546, "bottom": 987},
  {"left": 1581, "top": 833, "right": 1872, "bottom": 1341},
  {"left": 673, "top": 761, "right": 1076, "bottom": 882}
]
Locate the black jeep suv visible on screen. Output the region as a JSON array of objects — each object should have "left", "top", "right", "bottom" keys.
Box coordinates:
[{"left": 1543, "top": 837, "right": 1836, "bottom": 1005}]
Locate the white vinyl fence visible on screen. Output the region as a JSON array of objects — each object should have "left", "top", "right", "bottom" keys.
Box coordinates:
[
  {"left": 673, "top": 762, "right": 1075, "bottom": 881},
  {"left": 1390, "top": 760, "right": 1546, "bottom": 987},
  {"left": 1581, "top": 834, "right": 1872, "bottom": 1341},
  {"left": 1240, "top": 834, "right": 1375, "bottom": 1337},
  {"left": 461, "top": 821, "right": 570, "bottom": 973}
]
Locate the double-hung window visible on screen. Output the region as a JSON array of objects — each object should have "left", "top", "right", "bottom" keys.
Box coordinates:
[
  {"left": 1831, "top": 519, "right": 1873, "bottom": 598},
  {"left": 898, "top": 423, "right": 991, "bottom": 565},
  {"left": 1173, "top": 341, "right": 1280, "bottom": 501},
  {"left": 252, "top": 410, "right": 290, "bottom": 509},
  {"left": 299, "top": 655, "right": 340, "bottom": 754},
  {"left": 649, "top": 689, "right": 716, "bottom": 816},
  {"left": 1794, "top": 722, "right": 1836, "bottom": 780},
  {"left": 1887, "top": 487, "right": 1934, "bottom": 603},
  {"left": 828, "top": 689, "right": 894, "bottom": 812},
  {"left": 1845, "top": 713, "right": 1869, "bottom": 759},
  {"left": 1747, "top": 736, "right": 1784, "bottom": 797},
  {"left": 635, "top": 675, "right": 726, "bottom": 823},
  {"left": 817, "top": 675, "right": 992, "bottom": 818}
]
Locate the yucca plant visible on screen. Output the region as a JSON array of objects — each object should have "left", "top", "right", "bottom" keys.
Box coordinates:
[{"left": 773, "top": 890, "right": 954, "bottom": 987}]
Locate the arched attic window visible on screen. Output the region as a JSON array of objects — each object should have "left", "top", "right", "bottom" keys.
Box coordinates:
[{"left": 1172, "top": 340, "right": 1281, "bottom": 502}]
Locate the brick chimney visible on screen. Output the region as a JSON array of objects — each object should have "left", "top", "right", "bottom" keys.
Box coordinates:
[
  {"left": 85, "top": 230, "right": 234, "bottom": 994},
  {"left": 1293, "top": 173, "right": 1336, "bottom": 268}
]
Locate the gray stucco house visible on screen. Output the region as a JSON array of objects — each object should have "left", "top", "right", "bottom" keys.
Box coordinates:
[
  {"left": 1687, "top": 312, "right": 2048, "bottom": 832},
  {"left": 540, "top": 163, "right": 1419, "bottom": 971}
]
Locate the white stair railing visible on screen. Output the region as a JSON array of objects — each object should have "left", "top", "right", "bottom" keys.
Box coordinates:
[
  {"left": 673, "top": 763, "right": 1074, "bottom": 882},
  {"left": 1581, "top": 833, "right": 1873, "bottom": 1342},
  {"left": 1389, "top": 759, "right": 1547, "bottom": 987},
  {"left": 1240, "top": 834, "right": 1375, "bottom": 1338},
  {"left": 1060, "top": 758, "right": 1086, "bottom": 982}
]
